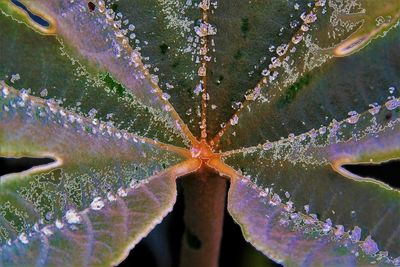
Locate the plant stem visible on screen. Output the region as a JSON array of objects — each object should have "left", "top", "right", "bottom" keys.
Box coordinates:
[{"left": 179, "top": 165, "right": 227, "bottom": 267}]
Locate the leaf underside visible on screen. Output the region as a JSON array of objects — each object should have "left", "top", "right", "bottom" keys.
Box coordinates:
[{"left": 0, "top": 0, "right": 400, "bottom": 266}]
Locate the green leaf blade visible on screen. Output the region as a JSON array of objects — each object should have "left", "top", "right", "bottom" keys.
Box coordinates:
[
  {"left": 0, "top": 83, "right": 189, "bottom": 250},
  {"left": 1, "top": 171, "right": 178, "bottom": 267},
  {"left": 216, "top": 1, "right": 400, "bottom": 151},
  {"left": 0, "top": 0, "right": 193, "bottom": 146},
  {"left": 223, "top": 96, "right": 400, "bottom": 261},
  {"left": 228, "top": 177, "right": 398, "bottom": 266}
]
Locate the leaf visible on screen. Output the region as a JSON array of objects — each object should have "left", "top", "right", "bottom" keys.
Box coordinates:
[
  {"left": 223, "top": 94, "right": 400, "bottom": 264},
  {"left": 0, "top": 0, "right": 193, "bottom": 146},
  {"left": 1, "top": 0, "right": 400, "bottom": 266},
  {"left": 0, "top": 165, "right": 196, "bottom": 267},
  {"left": 0, "top": 83, "right": 198, "bottom": 264},
  {"left": 228, "top": 178, "right": 393, "bottom": 266},
  {"left": 110, "top": 0, "right": 204, "bottom": 137},
  {"left": 205, "top": 0, "right": 307, "bottom": 138},
  {"left": 212, "top": 0, "right": 400, "bottom": 150}
]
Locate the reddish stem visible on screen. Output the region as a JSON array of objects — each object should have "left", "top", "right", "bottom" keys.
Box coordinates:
[{"left": 179, "top": 165, "right": 227, "bottom": 267}]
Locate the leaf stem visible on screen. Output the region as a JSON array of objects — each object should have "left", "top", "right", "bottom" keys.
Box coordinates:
[{"left": 179, "top": 165, "right": 227, "bottom": 267}]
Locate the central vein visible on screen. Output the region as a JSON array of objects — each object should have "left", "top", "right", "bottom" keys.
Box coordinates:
[{"left": 196, "top": 0, "right": 213, "bottom": 141}]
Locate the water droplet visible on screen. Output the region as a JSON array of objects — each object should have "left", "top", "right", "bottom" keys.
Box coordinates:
[
  {"left": 230, "top": 115, "right": 239, "bottom": 125},
  {"left": 262, "top": 142, "right": 273, "bottom": 151},
  {"left": 269, "top": 193, "right": 281, "bottom": 206},
  {"left": 261, "top": 69, "right": 270, "bottom": 76},
  {"left": 346, "top": 111, "right": 360, "bottom": 124},
  {"left": 65, "top": 209, "right": 81, "bottom": 224},
  {"left": 199, "top": 0, "right": 210, "bottom": 10},
  {"left": 10, "top": 73, "right": 20, "bottom": 83},
  {"left": 198, "top": 65, "right": 207, "bottom": 76},
  {"left": 362, "top": 236, "right": 379, "bottom": 255},
  {"left": 322, "top": 218, "right": 332, "bottom": 233},
  {"left": 18, "top": 233, "right": 29, "bottom": 244},
  {"left": 130, "top": 50, "right": 141, "bottom": 62},
  {"left": 33, "top": 223, "right": 40, "bottom": 232},
  {"left": 45, "top": 212, "right": 54, "bottom": 221},
  {"left": 385, "top": 98, "right": 400, "bottom": 110},
  {"left": 1, "top": 86, "right": 9, "bottom": 98},
  {"left": 39, "top": 88, "right": 48, "bottom": 97},
  {"left": 300, "top": 24, "right": 309, "bottom": 32},
  {"left": 334, "top": 225, "right": 345, "bottom": 238},
  {"left": 259, "top": 191, "right": 268, "bottom": 198},
  {"left": 130, "top": 179, "right": 140, "bottom": 189},
  {"left": 289, "top": 213, "right": 300, "bottom": 220},
  {"left": 276, "top": 44, "right": 288, "bottom": 56},
  {"left": 107, "top": 192, "right": 117, "bottom": 201},
  {"left": 304, "top": 205, "right": 310, "bottom": 213},
  {"left": 117, "top": 187, "right": 127, "bottom": 197},
  {"left": 41, "top": 226, "right": 53, "bottom": 236},
  {"left": 300, "top": 12, "right": 317, "bottom": 24},
  {"left": 88, "top": 108, "right": 97, "bottom": 118},
  {"left": 350, "top": 226, "right": 361, "bottom": 242},
  {"left": 128, "top": 24, "right": 136, "bottom": 31},
  {"left": 292, "top": 34, "right": 303, "bottom": 44},
  {"left": 271, "top": 57, "right": 281, "bottom": 67},
  {"left": 151, "top": 75, "right": 159, "bottom": 85},
  {"left": 115, "top": 132, "right": 122, "bottom": 139},
  {"left": 55, "top": 219, "right": 64, "bottom": 229},
  {"left": 161, "top": 92, "right": 171, "bottom": 101},
  {"left": 194, "top": 22, "right": 216, "bottom": 37},
  {"left": 368, "top": 103, "right": 381, "bottom": 115},
  {"left": 90, "top": 197, "right": 105, "bottom": 210},
  {"left": 194, "top": 83, "right": 203, "bottom": 95},
  {"left": 19, "top": 89, "right": 29, "bottom": 102},
  {"left": 268, "top": 45, "right": 275, "bottom": 52},
  {"left": 284, "top": 201, "right": 293, "bottom": 211},
  {"left": 301, "top": 216, "right": 315, "bottom": 225}
]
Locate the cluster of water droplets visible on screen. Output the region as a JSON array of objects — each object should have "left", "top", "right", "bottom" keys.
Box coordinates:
[
  {"left": 0, "top": 82, "right": 154, "bottom": 156},
  {"left": 237, "top": 176, "right": 400, "bottom": 265},
  {"left": 221, "top": 0, "right": 329, "bottom": 135},
  {"left": 97, "top": 0, "right": 217, "bottom": 99},
  {"left": 257, "top": 87, "right": 400, "bottom": 154},
  {"left": 255, "top": 0, "right": 325, "bottom": 88},
  {"left": 0, "top": 82, "right": 176, "bottom": 249},
  {"left": 92, "top": 0, "right": 160, "bottom": 90},
  {"left": 0, "top": 155, "right": 152, "bottom": 251},
  {"left": 91, "top": 0, "right": 202, "bottom": 135}
]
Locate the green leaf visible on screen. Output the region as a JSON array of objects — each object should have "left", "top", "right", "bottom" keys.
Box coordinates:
[
  {"left": 111, "top": 0, "right": 204, "bottom": 136},
  {"left": 1, "top": 170, "right": 181, "bottom": 267},
  {"left": 223, "top": 95, "right": 400, "bottom": 263},
  {"left": 0, "top": 0, "right": 193, "bottom": 146},
  {"left": 205, "top": 0, "right": 306, "bottom": 138},
  {"left": 228, "top": 177, "right": 393, "bottom": 266},
  {"left": 0, "top": 83, "right": 191, "bottom": 251},
  {"left": 1, "top": 0, "right": 400, "bottom": 266},
  {"left": 214, "top": 0, "right": 400, "bottom": 150}
]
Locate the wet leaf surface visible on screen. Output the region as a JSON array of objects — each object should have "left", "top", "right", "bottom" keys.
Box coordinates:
[{"left": 0, "top": 0, "right": 399, "bottom": 266}]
